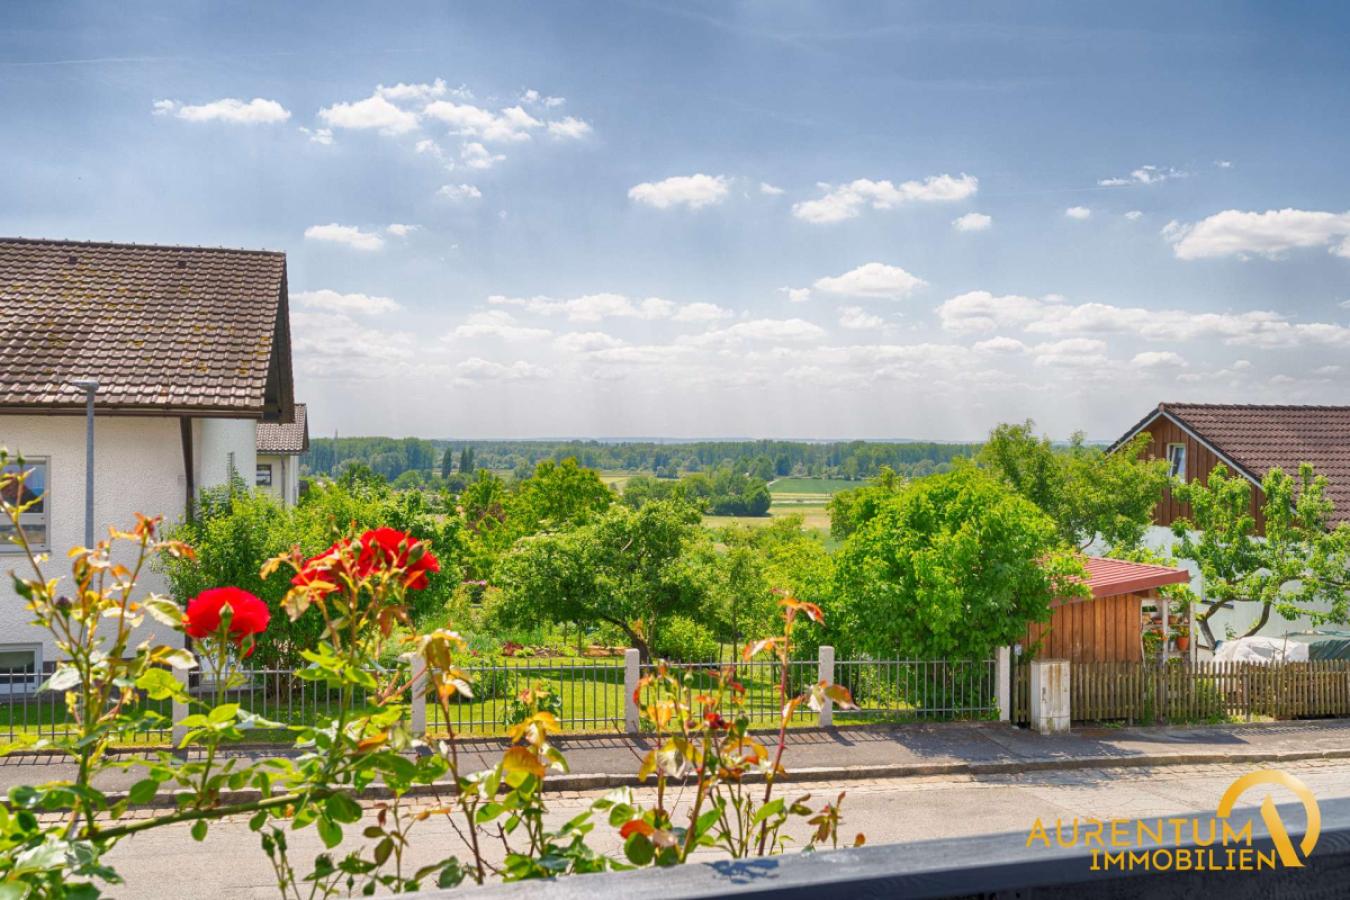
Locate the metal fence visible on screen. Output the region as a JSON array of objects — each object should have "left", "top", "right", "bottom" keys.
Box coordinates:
[
  {"left": 0, "top": 651, "right": 1003, "bottom": 747},
  {"left": 834, "top": 658, "right": 999, "bottom": 721},
  {"left": 428, "top": 658, "right": 627, "bottom": 735},
  {"left": 637, "top": 659, "right": 821, "bottom": 728}
]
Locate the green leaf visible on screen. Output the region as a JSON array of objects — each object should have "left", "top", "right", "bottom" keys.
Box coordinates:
[
  {"left": 191, "top": 819, "right": 208, "bottom": 841},
  {"left": 127, "top": 779, "right": 159, "bottom": 806},
  {"left": 325, "top": 793, "right": 363, "bottom": 824},
  {"left": 135, "top": 668, "right": 182, "bottom": 701},
  {"left": 44, "top": 665, "right": 81, "bottom": 692},
  {"left": 751, "top": 797, "right": 785, "bottom": 826},
  {"left": 623, "top": 832, "right": 654, "bottom": 866},
  {"left": 317, "top": 815, "right": 342, "bottom": 849},
  {"left": 207, "top": 703, "right": 240, "bottom": 725}
]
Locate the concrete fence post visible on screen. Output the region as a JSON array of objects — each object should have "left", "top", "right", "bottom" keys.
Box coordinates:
[
  {"left": 1030, "top": 659, "right": 1070, "bottom": 735},
  {"left": 996, "top": 646, "right": 1012, "bottom": 723},
  {"left": 623, "top": 648, "right": 641, "bottom": 734},
  {"left": 817, "top": 645, "right": 835, "bottom": 728},
  {"left": 409, "top": 667, "right": 428, "bottom": 740},
  {"left": 171, "top": 666, "right": 191, "bottom": 749}
]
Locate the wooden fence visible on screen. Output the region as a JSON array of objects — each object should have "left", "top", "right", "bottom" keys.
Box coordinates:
[{"left": 1012, "top": 659, "right": 1350, "bottom": 726}]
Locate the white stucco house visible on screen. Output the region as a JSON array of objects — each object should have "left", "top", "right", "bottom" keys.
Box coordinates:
[
  {"left": 0, "top": 237, "right": 297, "bottom": 681},
  {"left": 256, "top": 402, "right": 309, "bottom": 507}
]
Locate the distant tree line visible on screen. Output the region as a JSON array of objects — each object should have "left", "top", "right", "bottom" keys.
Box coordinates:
[{"left": 302, "top": 437, "right": 979, "bottom": 483}]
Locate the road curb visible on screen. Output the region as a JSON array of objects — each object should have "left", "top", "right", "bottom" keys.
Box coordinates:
[{"left": 97, "top": 745, "right": 1350, "bottom": 811}]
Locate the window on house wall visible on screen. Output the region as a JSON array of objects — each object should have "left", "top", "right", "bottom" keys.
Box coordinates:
[
  {"left": 0, "top": 457, "right": 48, "bottom": 553},
  {"left": 256, "top": 463, "right": 273, "bottom": 487},
  {"left": 0, "top": 644, "right": 42, "bottom": 696},
  {"left": 1167, "top": 443, "right": 1187, "bottom": 482}
]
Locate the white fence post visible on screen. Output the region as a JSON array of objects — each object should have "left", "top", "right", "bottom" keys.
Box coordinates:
[
  {"left": 817, "top": 645, "right": 835, "bottom": 727},
  {"left": 996, "top": 646, "right": 1011, "bottom": 723},
  {"left": 171, "top": 666, "right": 191, "bottom": 748},
  {"left": 623, "top": 648, "right": 641, "bottom": 733},
  {"left": 410, "top": 667, "right": 427, "bottom": 739}
]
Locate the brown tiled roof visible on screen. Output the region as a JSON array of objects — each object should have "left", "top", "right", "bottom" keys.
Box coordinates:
[
  {"left": 0, "top": 237, "right": 292, "bottom": 416},
  {"left": 257, "top": 403, "right": 308, "bottom": 453},
  {"left": 1122, "top": 402, "right": 1350, "bottom": 523}
]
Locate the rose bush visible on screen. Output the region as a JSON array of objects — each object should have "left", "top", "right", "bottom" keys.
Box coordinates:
[{"left": 0, "top": 449, "right": 858, "bottom": 898}]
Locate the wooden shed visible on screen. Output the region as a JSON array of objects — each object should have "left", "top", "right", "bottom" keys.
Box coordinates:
[{"left": 1022, "top": 557, "right": 1191, "bottom": 663}]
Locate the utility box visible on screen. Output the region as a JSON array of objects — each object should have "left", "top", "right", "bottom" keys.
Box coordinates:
[{"left": 1030, "top": 660, "right": 1070, "bottom": 734}]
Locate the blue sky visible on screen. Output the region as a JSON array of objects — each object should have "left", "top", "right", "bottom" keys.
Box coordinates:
[{"left": 3, "top": 2, "right": 1349, "bottom": 440}]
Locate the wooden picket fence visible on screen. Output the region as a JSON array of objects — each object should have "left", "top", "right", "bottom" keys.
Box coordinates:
[{"left": 1012, "top": 660, "right": 1350, "bottom": 726}]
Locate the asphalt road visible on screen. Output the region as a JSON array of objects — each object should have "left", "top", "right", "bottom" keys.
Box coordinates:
[{"left": 98, "top": 757, "right": 1350, "bottom": 899}]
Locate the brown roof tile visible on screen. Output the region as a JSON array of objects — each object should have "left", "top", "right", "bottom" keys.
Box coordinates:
[
  {"left": 256, "top": 403, "right": 308, "bottom": 453},
  {"left": 1150, "top": 403, "right": 1350, "bottom": 523},
  {"left": 0, "top": 237, "right": 289, "bottom": 415}
]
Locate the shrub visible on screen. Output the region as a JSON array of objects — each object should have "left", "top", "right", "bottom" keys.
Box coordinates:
[{"left": 652, "top": 615, "right": 720, "bottom": 662}]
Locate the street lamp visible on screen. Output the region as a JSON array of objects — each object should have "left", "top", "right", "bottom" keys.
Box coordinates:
[{"left": 69, "top": 379, "right": 98, "bottom": 548}]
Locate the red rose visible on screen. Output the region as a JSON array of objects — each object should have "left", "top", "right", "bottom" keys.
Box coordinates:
[
  {"left": 184, "top": 587, "right": 270, "bottom": 653},
  {"left": 355, "top": 527, "right": 440, "bottom": 591}
]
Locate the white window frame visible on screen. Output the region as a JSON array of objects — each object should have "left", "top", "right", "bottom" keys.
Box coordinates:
[
  {"left": 1, "top": 456, "right": 49, "bottom": 554},
  {"left": 256, "top": 463, "right": 274, "bottom": 487},
  {"left": 1166, "top": 443, "right": 1187, "bottom": 482},
  {"left": 0, "top": 642, "right": 43, "bottom": 697}
]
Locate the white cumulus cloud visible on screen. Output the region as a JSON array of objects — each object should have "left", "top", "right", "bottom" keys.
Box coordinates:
[
  {"left": 547, "top": 116, "right": 592, "bottom": 139},
  {"left": 952, "top": 212, "right": 992, "bottom": 232},
  {"left": 792, "top": 173, "right": 978, "bottom": 224},
  {"left": 153, "top": 97, "right": 291, "bottom": 124},
  {"left": 303, "top": 223, "right": 385, "bottom": 251},
  {"left": 438, "top": 183, "right": 483, "bottom": 201},
  {"left": 318, "top": 94, "right": 419, "bottom": 134},
  {"left": 1131, "top": 350, "right": 1188, "bottom": 369},
  {"left": 1163, "top": 208, "right": 1350, "bottom": 260},
  {"left": 1065, "top": 206, "right": 1092, "bottom": 220},
  {"left": 628, "top": 174, "right": 730, "bottom": 210},
  {"left": 813, "top": 263, "right": 927, "bottom": 300}
]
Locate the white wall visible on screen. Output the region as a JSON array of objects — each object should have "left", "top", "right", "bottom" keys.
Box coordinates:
[
  {"left": 256, "top": 453, "right": 299, "bottom": 506},
  {"left": 0, "top": 414, "right": 256, "bottom": 659},
  {"left": 196, "top": 418, "right": 256, "bottom": 491}
]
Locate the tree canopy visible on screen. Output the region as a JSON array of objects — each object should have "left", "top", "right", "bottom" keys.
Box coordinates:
[
  {"left": 1172, "top": 463, "right": 1350, "bottom": 649},
  {"left": 832, "top": 467, "right": 1086, "bottom": 660},
  {"left": 977, "top": 421, "right": 1169, "bottom": 552},
  {"left": 493, "top": 499, "right": 707, "bottom": 660}
]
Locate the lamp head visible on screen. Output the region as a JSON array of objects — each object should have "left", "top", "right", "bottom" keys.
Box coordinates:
[{"left": 70, "top": 378, "right": 99, "bottom": 394}]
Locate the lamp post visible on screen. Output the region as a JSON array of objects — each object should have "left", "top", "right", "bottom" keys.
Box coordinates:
[{"left": 69, "top": 379, "right": 98, "bottom": 548}]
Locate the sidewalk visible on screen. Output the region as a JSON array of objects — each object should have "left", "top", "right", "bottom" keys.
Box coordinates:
[{"left": 5, "top": 719, "right": 1350, "bottom": 801}]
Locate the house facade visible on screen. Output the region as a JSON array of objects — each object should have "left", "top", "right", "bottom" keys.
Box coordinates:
[
  {"left": 1112, "top": 402, "right": 1350, "bottom": 646},
  {"left": 256, "top": 402, "right": 309, "bottom": 507},
  {"left": 0, "top": 238, "right": 296, "bottom": 677}
]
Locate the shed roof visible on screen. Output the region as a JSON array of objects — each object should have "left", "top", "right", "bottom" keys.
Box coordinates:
[
  {"left": 1074, "top": 556, "right": 1191, "bottom": 600},
  {"left": 257, "top": 402, "right": 308, "bottom": 454},
  {"left": 1112, "top": 402, "right": 1350, "bottom": 523},
  {"left": 0, "top": 237, "right": 293, "bottom": 419}
]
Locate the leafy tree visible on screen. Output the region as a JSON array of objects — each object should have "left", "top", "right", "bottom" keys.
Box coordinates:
[
  {"left": 827, "top": 466, "right": 905, "bottom": 540},
  {"left": 494, "top": 500, "right": 706, "bottom": 660},
  {"left": 1172, "top": 463, "right": 1350, "bottom": 649},
  {"left": 440, "top": 447, "right": 455, "bottom": 480},
  {"left": 832, "top": 467, "right": 1086, "bottom": 660},
  {"left": 977, "top": 421, "right": 1169, "bottom": 551},
  {"left": 507, "top": 458, "right": 615, "bottom": 533}
]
